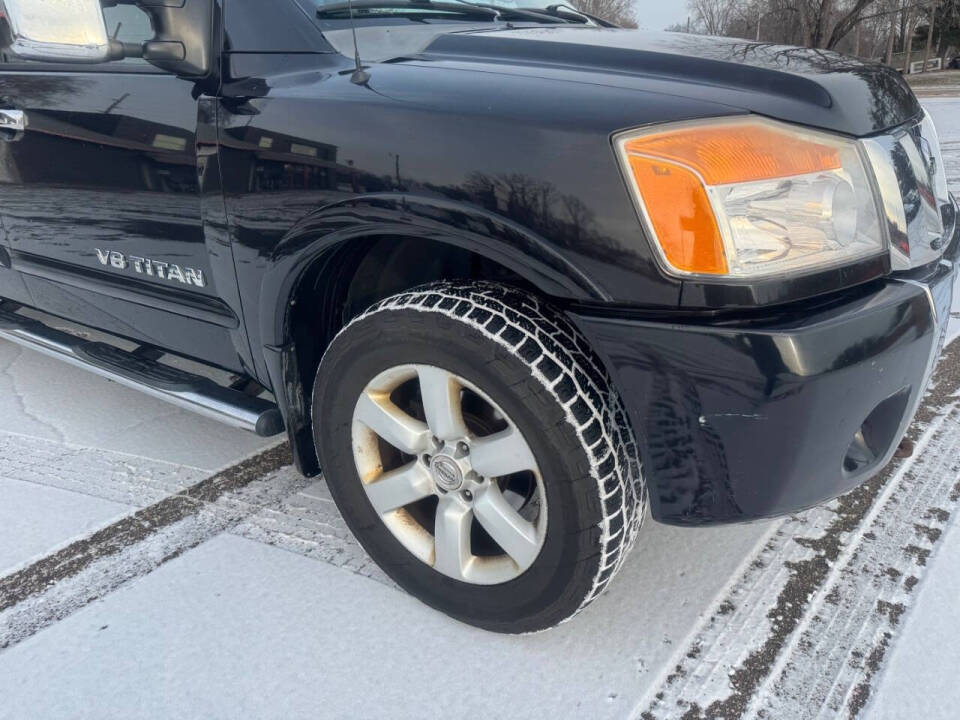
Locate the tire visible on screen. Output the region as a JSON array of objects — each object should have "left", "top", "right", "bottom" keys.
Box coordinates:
[{"left": 312, "top": 281, "right": 646, "bottom": 633}]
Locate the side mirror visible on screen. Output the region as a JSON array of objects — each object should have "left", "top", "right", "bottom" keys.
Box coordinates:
[
  {"left": 134, "top": 0, "right": 214, "bottom": 78},
  {"left": 2, "top": 0, "right": 214, "bottom": 79},
  {"left": 2, "top": 0, "right": 112, "bottom": 63}
]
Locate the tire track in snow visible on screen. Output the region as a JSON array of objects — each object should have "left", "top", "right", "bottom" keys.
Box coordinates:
[
  {"left": 0, "top": 430, "right": 208, "bottom": 508},
  {"left": 0, "top": 431, "right": 390, "bottom": 586},
  {"left": 228, "top": 469, "right": 392, "bottom": 584},
  {"left": 0, "top": 441, "right": 392, "bottom": 652},
  {"left": 637, "top": 339, "right": 960, "bottom": 719},
  {"left": 0, "top": 445, "right": 293, "bottom": 649},
  {"left": 753, "top": 410, "right": 960, "bottom": 719}
]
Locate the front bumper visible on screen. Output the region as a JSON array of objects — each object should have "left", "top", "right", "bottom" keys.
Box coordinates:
[{"left": 572, "top": 241, "right": 958, "bottom": 526}]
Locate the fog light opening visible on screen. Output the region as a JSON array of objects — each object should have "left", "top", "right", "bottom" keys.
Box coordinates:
[{"left": 842, "top": 387, "right": 912, "bottom": 475}]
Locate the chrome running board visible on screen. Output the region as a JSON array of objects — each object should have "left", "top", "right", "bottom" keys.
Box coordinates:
[{"left": 0, "top": 306, "right": 284, "bottom": 437}]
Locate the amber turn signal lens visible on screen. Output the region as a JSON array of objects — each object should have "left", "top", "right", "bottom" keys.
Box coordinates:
[
  {"left": 623, "top": 124, "right": 842, "bottom": 186},
  {"left": 619, "top": 120, "right": 852, "bottom": 277},
  {"left": 626, "top": 155, "right": 728, "bottom": 275}
]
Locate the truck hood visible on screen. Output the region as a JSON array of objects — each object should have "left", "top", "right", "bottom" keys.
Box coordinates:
[{"left": 336, "top": 25, "right": 921, "bottom": 137}]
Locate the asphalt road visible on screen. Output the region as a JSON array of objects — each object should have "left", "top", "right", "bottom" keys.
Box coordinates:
[{"left": 0, "top": 99, "right": 958, "bottom": 720}]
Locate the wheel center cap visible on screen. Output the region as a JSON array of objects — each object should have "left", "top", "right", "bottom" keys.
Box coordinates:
[{"left": 430, "top": 455, "right": 464, "bottom": 491}]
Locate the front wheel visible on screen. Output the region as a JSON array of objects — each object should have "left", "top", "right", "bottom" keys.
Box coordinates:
[{"left": 313, "top": 282, "right": 645, "bottom": 633}]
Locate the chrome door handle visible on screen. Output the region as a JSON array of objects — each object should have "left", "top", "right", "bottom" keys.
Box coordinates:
[{"left": 0, "top": 109, "right": 27, "bottom": 132}]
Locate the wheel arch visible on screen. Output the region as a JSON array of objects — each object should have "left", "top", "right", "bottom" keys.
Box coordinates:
[
  {"left": 257, "top": 195, "right": 611, "bottom": 476},
  {"left": 258, "top": 194, "right": 611, "bottom": 351}
]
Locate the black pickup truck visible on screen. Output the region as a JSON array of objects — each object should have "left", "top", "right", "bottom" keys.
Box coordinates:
[{"left": 0, "top": 0, "right": 956, "bottom": 633}]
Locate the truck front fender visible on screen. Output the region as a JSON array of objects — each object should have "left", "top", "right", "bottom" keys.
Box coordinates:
[
  {"left": 256, "top": 192, "right": 611, "bottom": 353},
  {"left": 253, "top": 193, "right": 613, "bottom": 477}
]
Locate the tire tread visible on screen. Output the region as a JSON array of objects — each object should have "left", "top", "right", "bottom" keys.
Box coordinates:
[{"left": 345, "top": 282, "right": 646, "bottom": 621}]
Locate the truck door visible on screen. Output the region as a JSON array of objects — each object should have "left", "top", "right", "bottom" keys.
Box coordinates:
[{"left": 0, "top": 3, "right": 248, "bottom": 372}]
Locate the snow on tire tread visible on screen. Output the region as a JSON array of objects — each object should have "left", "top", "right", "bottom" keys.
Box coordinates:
[{"left": 348, "top": 281, "right": 647, "bottom": 618}]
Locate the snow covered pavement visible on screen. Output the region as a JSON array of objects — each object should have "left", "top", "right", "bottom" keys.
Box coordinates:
[{"left": 0, "top": 99, "right": 958, "bottom": 719}]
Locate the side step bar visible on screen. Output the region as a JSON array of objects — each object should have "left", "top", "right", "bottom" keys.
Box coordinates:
[{"left": 0, "top": 307, "right": 285, "bottom": 437}]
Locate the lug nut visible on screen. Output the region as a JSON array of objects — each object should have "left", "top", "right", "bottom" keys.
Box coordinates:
[
  {"left": 422, "top": 454, "right": 432, "bottom": 465},
  {"left": 457, "top": 441, "right": 470, "bottom": 455},
  {"left": 461, "top": 489, "right": 473, "bottom": 502}
]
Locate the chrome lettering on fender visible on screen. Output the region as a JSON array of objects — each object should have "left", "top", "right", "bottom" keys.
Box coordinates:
[{"left": 94, "top": 250, "right": 206, "bottom": 288}]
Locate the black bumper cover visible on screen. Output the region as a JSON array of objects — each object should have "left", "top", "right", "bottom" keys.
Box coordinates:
[{"left": 572, "top": 244, "right": 958, "bottom": 526}]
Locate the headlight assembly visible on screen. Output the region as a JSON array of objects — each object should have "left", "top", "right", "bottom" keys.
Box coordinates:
[{"left": 615, "top": 117, "right": 888, "bottom": 279}]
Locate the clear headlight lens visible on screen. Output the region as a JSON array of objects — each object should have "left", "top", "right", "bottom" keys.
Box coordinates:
[{"left": 616, "top": 117, "right": 888, "bottom": 278}]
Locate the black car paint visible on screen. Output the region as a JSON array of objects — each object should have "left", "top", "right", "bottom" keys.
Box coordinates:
[
  {"left": 0, "top": 0, "right": 953, "bottom": 524},
  {"left": 0, "top": 69, "right": 252, "bottom": 371},
  {"left": 573, "top": 248, "right": 958, "bottom": 524},
  {"left": 215, "top": 13, "right": 922, "bottom": 352}
]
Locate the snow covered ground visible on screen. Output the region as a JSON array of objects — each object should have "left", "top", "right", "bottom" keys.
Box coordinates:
[
  {"left": 0, "top": 99, "right": 958, "bottom": 720},
  {"left": 867, "top": 509, "right": 960, "bottom": 719},
  {"left": 859, "top": 97, "right": 960, "bottom": 720}
]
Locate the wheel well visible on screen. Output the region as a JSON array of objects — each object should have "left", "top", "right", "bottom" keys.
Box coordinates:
[{"left": 286, "top": 236, "right": 537, "bottom": 469}]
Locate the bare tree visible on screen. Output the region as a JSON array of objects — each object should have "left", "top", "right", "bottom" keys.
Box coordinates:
[
  {"left": 824, "top": 0, "right": 884, "bottom": 49},
  {"left": 689, "top": 0, "right": 741, "bottom": 34},
  {"left": 762, "top": 0, "right": 882, "bottom": 49},
  {"left": 571, "top": 0, "right": 637, "bottom": 26},
  {"left": 679, "top": 0, "right": 912, "bottom": 53}
]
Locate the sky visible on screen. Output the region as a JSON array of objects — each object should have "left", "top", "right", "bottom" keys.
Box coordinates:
[{"left": 633, "top": 1, "right": 690, "bottom": 31}]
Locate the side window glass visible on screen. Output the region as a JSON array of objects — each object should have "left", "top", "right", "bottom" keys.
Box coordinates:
[{"left": 0, "top": 5, "right": 153, "bottom": 67}]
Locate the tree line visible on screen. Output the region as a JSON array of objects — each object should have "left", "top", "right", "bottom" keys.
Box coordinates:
[{"left": 663, "top": 0, "right": 959, "bottom": 63}]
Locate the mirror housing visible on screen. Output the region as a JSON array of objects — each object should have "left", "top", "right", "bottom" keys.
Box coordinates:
[
  {"left": 134, "top": 0, "right": 214, "bottom": 78},
  {"left": 2, "top": 0, "right": 112, "bottom": 63},
  {"left": 1, "top": 0, "right": 214, "bottom": 78}
]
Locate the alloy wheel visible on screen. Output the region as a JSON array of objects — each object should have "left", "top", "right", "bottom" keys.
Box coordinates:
[{"left": 351, "top": 364, "right": 548, "bottom": 585}]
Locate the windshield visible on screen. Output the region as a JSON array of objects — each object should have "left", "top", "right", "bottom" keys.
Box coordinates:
[
  {"left": 302, "top": 0, "right": 555, "bottom": 10},
  {"left": 294, "top": 0, "right": 600, "bottom": 25}
]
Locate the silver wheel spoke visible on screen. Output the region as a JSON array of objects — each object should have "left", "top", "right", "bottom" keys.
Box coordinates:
[
  {"left": 433, "top": 497, "right": 473, "bottom": 580},
  {"left": 355, "top": 392, "right": 430, "bottom": 455},
  {"left": 366, "top": 462, "right": 433, "bottom": 515},
  {"left": 353, "top": 363, "right": 548, "bottom": 585},
  {"left": 474, "top": 487, "right": 540, "bottom": 569},
  {"left": 417, "top": 366, "right": 468, "bottom": 441},
  {"left": 470, "top": 427, "right": 537, "bottom": 478}
]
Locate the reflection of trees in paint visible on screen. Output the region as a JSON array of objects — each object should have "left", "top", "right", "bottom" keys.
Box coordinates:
[
  {"left": 0, "top": 75, "right": 94, "bottom": 108},
  {"left": 455, "top": 170, "right": 635, "bottom": 263},
  {"left": 721, "top": 42, "right": 917, "bottom": 132},
  {"left": 892, "top": 142, "right": 922, "bottom": 225},
  {"left": 644, "top": 35, "right": 917, "bottom": 135}
]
